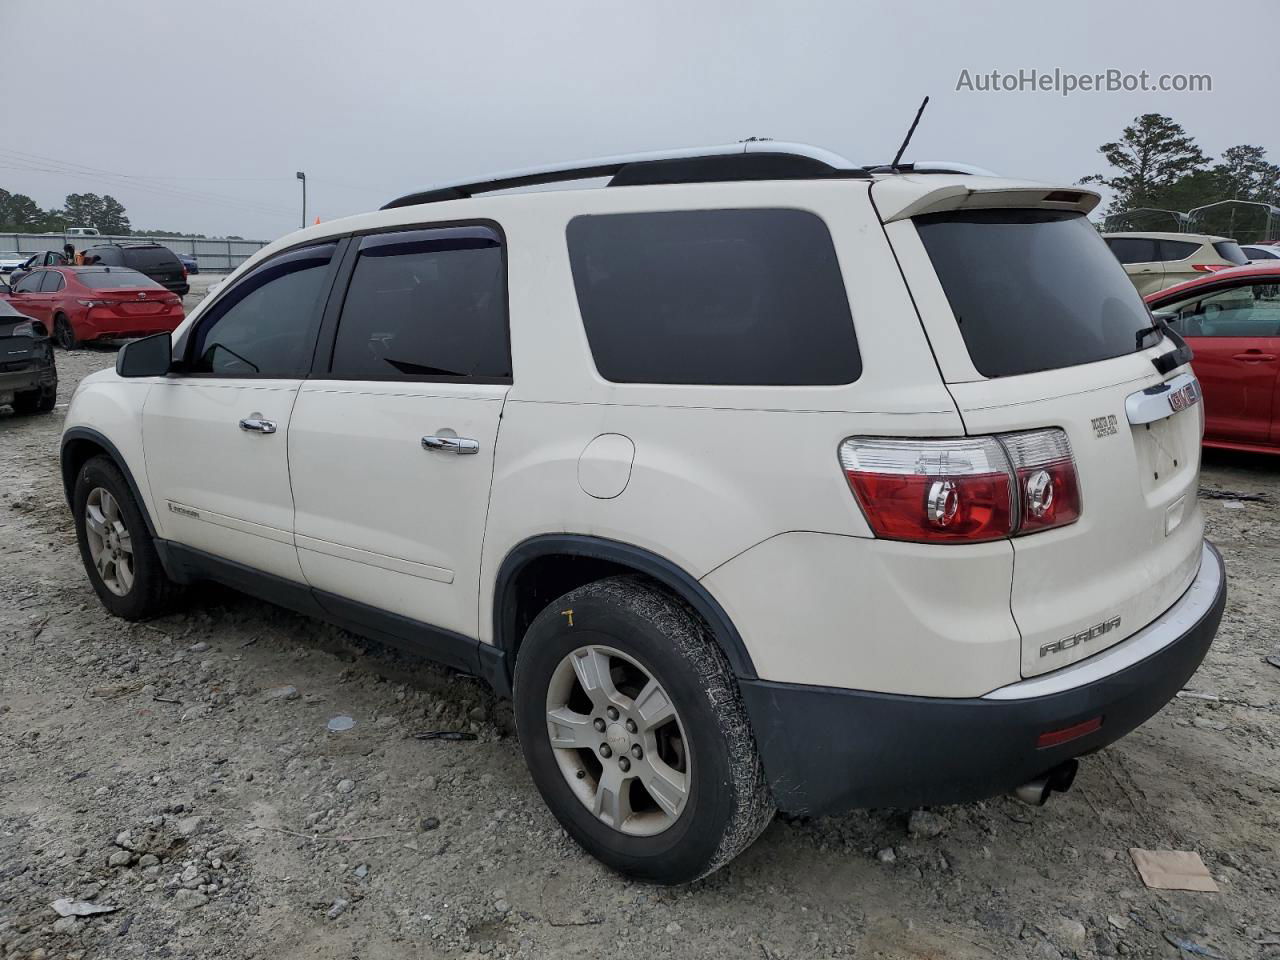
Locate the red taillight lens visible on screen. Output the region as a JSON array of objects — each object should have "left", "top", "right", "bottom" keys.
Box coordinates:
[
  {"left": 840, "top": 429, "right": 1081, "bottom": 544},
  {"left": 1192, "top": 263, "right": 1228, "bottom": 273},
  {"left": 840, "top": 437, "right": 1015, "bottom": 543},
  {"left": 999, "top": 430, "right": 1082, "bottom": 534}
]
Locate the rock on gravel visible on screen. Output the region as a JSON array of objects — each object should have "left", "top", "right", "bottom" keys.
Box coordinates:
[{"left": 908, "top": 810, "right": 949, "bottom": 838}]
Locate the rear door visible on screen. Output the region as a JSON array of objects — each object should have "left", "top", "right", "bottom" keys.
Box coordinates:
[
  {"left": 1106, "top": 237, "right": 1163, "bottom": 294},
  {"left": 143, "top": 242, "right": 340, "bottom": 579},
  {"left": 886, "top": 204, "right": 1205, "bottom": 678},
  {"left": 1153, "top": 278, "right": 1280, "bottom": 447},
  {"left": 1156, "top": 238, "right": 1206, "bottom": 289},
  {"left": 288, "top": 225, "right": 510, "bottom": 640}
]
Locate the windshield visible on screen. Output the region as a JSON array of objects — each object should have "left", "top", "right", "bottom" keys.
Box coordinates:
[
  {"left": 77, "top": 269, "right": 164, "bottom": 290},
  {"left": 916, "top": 209, "right": 1154, "bottom": 378}
]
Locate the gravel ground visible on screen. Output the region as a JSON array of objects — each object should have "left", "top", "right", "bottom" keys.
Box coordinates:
[{"left": 1, "top": 277, "right": 1278, "bottom": 959}]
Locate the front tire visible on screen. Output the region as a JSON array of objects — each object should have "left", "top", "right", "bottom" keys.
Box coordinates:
[
  {"left": 73, "top": 456, "right": 180, "bottom": 619},
  {"left": 514, "top": 576, "right": 774, "bottom": 884}
]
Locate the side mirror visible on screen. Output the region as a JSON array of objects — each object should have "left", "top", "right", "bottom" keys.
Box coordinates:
[{"left": 116, "top": 332, "right": 174, "bottom": 378}]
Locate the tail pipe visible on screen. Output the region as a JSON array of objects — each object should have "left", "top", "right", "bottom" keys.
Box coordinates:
[{"left": 1012, "top": 758, "right": 1079, "bottom": 806}]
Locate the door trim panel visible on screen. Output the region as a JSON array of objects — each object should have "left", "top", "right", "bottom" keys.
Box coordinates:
[
  {"left": 296, "top": 533, "right": 455, "bottom": 583},
  {"left": 165, "top": 499, "right": 294, "bottom": 545}
]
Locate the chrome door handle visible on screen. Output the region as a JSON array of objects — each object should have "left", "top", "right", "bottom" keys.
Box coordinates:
[
  {"left": 422, "top": 435, "right": 479, "bottom": 455},
  {"left": 239, "top": 417, "right": 277, "bottom": 434}
]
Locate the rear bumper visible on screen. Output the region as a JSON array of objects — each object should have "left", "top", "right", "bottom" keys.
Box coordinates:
[
  {"left": 740, "top": 541, "right": 1226, "bottom": 816},
  {"left": 0, "top": 363, "right": 56, "bottom": 398},
  {"left": 80, "top": 311, "right": 183, "bottom": 341}
]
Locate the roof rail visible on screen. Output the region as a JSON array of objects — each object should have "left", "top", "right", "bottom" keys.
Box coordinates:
[
  {"left": 382, "top": 140, "right": 869, "bottom": 210},
  {"left": 862, "top": 160, "right": 999, "bottom": 176}
]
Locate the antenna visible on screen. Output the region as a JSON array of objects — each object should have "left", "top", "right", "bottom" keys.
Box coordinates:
[{"left": 890, "top": 96, "right": 930, "bottom": 169}]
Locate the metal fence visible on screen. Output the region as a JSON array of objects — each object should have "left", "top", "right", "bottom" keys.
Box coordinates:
[{"left": 0, "top": 232, "right": 270, "bottom": 273}]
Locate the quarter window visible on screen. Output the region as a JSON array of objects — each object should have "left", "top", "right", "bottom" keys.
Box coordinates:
[
  {"left": 567, "top": 209, "right": 860, "bottom": 385},
  {"left": 329, "top": 226, "right": 509, "bottom": 380},
  {"left": 189, "top": 243, "right": 336, "bottom": 377}
]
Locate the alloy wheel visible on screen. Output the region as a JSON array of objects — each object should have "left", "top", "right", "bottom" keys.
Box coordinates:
[
  {"left": 544, "top": 645, "right": 690, "bottom": 836},
  {"left": 84, "top": 487, "right": 134, "bottom": 597}
]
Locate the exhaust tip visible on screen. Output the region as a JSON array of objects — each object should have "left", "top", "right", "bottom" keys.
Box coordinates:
[
  {"left": 1012, "top": 759, "right": 1080, "bottom": 807},
  {"left": 1013, "top": 778, "right": 1050, "bottom": 806}
]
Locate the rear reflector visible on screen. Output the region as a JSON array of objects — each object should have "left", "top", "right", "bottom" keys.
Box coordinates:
[
  {"left": 1036, "top": 715, "right": 1103, "bottom": 749},
  {"left": 840, "top": 429, "right": 1081, "bottom": 544}
]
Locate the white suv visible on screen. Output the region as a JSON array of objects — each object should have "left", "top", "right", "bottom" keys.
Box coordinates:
[{"left": 61, "top": 142, "right": 1226, "bottom": 884}]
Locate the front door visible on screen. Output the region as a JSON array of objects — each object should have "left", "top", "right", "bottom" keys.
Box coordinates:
[
  {"left": 8, "top": 270, "right": 55, "bottom": 327},
  {"left": 288, "top": 225, "right": 510, "bottom": 639},
  {"left": 142, "top": 242, "right": 340, "bottom": 580},
  {"left": 1160, "top": 279, "right": 1280, "bottom": 447}
]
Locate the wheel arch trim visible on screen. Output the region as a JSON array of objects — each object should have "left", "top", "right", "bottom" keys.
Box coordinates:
[
  {"left": 60, "top": 426, "right": 158, "bottom": 538},
  {"left": 493, "top": 534, "right": 758, "bottom": 681}
]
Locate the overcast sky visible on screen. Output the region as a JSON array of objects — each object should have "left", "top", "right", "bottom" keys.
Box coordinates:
[{"left": 6, "top": 0, "right": 1276, "bottom": 240}]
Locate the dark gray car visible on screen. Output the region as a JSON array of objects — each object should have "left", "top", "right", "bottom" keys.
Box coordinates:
[{"left": 0, "top": 299, "right": 57, "bottom": 414}]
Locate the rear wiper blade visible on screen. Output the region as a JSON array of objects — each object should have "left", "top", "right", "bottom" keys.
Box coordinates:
[{"left": 1137, "top": 313, "right": 1193, "bottom": 375}]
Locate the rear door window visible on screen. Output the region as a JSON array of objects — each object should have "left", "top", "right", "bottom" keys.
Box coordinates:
[
  {"left": 1105, "top": 237, "right": 1158, "bottom": 264},
  {"left": 917, "top": 210, "right": 1151, "bottom": 378},
  {"left": 40, "top": 271, "right": 64, "bottom": 292},
  {"left": 1157, "top": 239, "right": 1200, "bottom": 261},
  {"left": 329, "top": 226, "right": 510, "bottom": 380},
  {"left": 123, "top": 247, "right": 181, "bottom": 272},
  {"left": 567, "top": 208, "right": 860, "bottom": 385}
]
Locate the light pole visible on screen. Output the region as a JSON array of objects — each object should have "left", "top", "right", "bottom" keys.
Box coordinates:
[{"left": 296, "top": 171, "right": 307, "bottom": 228}]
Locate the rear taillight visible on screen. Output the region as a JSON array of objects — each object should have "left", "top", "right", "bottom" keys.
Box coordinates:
[
  {"left": 77, "top": 299, "right": 112, "bottom": 308},
  {"left": 1000, "top": 429, "right": 1082, "bottom": 534},
  {"left": 1191, "top": 264, "right": 1228, "bottom": 273},
  {"left": 840, "top": 429, "right": 1081, "bottom": 544}
]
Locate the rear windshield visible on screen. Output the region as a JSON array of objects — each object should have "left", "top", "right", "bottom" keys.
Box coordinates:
[
  {"left": 122, "top": 247, "right": 181, "bottom": 271},
  {"left": 916, "top": 210, "right": 1151, "bottom": 378},
  {"left": 567, "top": 208, "right": 860, "bottom": 385},
  {"left": 78, "top": 269, "right": 163, "bottom": 289},
  {"left": 1212, "top": 241, "right": 1249, "bottom": 266}
]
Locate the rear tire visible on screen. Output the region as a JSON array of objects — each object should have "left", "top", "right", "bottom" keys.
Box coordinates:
[
  {"left": 514, "top": 576, "right": 775, "bottom": 884},
  {"left": 73, "top": 456, "right": 181, "bottom": 619},
  {"left": 54, "top": 313, "right": 78, "bottom": 351},
  {"left": 12, "top": 383, "right": 56, "bottom": 415}
]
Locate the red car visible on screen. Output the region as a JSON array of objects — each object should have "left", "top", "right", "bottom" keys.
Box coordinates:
[
  {"left": 2, "top": 266, "right": 184, "bottom": 350},
  {"left": 1146, "top": 263, "right": 1280, "bottom": 454}
]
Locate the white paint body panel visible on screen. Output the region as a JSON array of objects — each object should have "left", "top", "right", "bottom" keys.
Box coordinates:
[
  {"left": 64, "top": 169, "right": 1212, "bottom": 702},
  {"left": 142, "top": 378, "right": 305, "bottom": 582},
  {"left": 288, "top": 380, "right": 506, "bottom": 638}
]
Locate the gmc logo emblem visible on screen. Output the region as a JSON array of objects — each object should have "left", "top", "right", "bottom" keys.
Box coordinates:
[
  {"left": 1040, "top": 616, "right": 1122, "bottom": 658},
  {"left": 1169, "top": 381, "right": 1199, "bottom": 413}
]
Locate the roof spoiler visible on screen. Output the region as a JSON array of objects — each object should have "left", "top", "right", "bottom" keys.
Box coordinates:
[{"left": 874, "top": 179, "right": 1101, "bottom": 222}]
